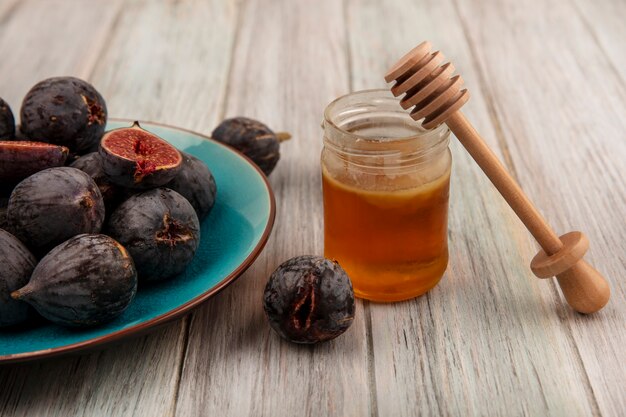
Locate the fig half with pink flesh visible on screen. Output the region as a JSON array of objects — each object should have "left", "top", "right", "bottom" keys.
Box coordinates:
[
  {"left": 0, "top": 141, "right": 69, "bottom": 184},
  {"left": 99, "top": 121, "right": 182, "bottom": 189}
]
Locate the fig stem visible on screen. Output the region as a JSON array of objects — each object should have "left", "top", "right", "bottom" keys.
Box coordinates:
[
  {"left": 10, "top": 287, "right": 31, "bottom": 300},
  {"left": 276, "top": 132, "right": 292, "bottom": 142}
]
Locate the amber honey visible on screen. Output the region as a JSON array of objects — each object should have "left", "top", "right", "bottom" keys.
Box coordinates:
[
  {"left": 321, "top": 89, "right": 452, "bottom": 302},
  {"left": 322, "top": 166, "right": 450, "bottom": 301}
]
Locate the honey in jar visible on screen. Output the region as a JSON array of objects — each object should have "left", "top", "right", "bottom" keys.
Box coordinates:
[{"left": 321, "top": 89, "right": 452, "bottom": 302}]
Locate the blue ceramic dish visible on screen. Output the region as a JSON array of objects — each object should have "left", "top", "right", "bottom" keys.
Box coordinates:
[{"left": 0, "top": 120, "right": 275, "bottom": 363}]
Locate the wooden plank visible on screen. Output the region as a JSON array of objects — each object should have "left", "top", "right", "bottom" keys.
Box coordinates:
[
  {"left": 0, "top": 0, "right": 239, "bottom": 416},
  {"left": 571, "top": 0, "right": 626, "bottom": 82},
  {"left": 346, "top": 0, "right": 601, "bottom": 415},
  {"left": 0, "top": 0, "right": 121, "bottom": 110},
  {"left": 0, "top": 0, "right": 21, "bottom": 25},
  {"left": 1, "top": 1, "right": 622, "bottom": 416},
  {"left": 90, "top": 0, "right": 239, "bottom": 133},
  {"left": 174, "top": 1, "right": 374, "bottom": 416},
  {"left": 452, "top": 0, "right": 626, "bottom": 416},
  {"left": 0, "top": 331, "right": 186, "bottom": 416}
]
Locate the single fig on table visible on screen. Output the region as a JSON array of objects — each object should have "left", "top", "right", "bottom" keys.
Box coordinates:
[
  {"left": 99, "top": 121, "right": 183, "bottom": 189},
  {"left": 70, "top": 152, "right": 123, "bottom": 211},
  {"left": 20, "top": 77, "right": 107, "bottom": 153},
  {"left": 107, "top": 188, "right": 200, "bottom": 282},
  {"left": 0, "top": 97, "right": 15, "bottom": 140},
  {"left": 165, "top": 152, "right": 217, "bottom": 220},
  {"left": 11, "top": 234, "right": 137, "bottom": 328},
  {"left": 211, "top": 117, "right": 291, "bottom": 176},
  {"left": 7, "top": 167, "right": 105, "bottom": 255},
  {"left": 0, "top": 229, "right": 37, "bottom": 327},
  {"left": 263, "top": 256, "right": 355, "bottom": 344},
  {"left": 0, "top": 141, "right": 69, "bottom": 186}
]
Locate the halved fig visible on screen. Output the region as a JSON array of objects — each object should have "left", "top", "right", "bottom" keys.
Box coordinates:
[
  {"left": 0, "top": 141, "right": 69, "bottom": 184},
  {"left": 99, "top": 122, "right": 182, "bottom": 189}
]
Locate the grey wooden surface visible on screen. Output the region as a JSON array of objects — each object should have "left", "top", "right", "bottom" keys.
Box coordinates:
[{"left": 0, "top": 0, "right": 624, "bottom": 416}]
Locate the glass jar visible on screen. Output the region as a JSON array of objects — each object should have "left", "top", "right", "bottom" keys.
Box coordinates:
[{"left": 321, "top": 89, "right": 452, "bottom": 302}]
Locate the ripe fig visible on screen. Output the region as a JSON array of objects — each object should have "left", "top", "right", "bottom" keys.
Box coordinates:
[
  {"left": 211, "top": 117, "right": 291, "bottom": 176},
  {"left": 7, "top": 167, "right": 105, "bottom": 255},
  {"left": 0, "top": 97, "right": 15, "bottom": 140},
  {"left": 20, "top": 77, "right": 107, "bottom": 153},
  {"left": 263, "top": 256, "right": 355, "bottom": 344},
  {"left": 0, "top": 229, "right": 37, "bottom": 327},
  {"left": 107, "top": 188, "right": 200, "bottom": 282},
  {"left": 165, "top": 152, "right": 217, "bottom": 220},
  {"left": 70, "top": 152, "right": 122, "bottom": 210},
  {"left": 0, "top": 141, "right": 69, "bottom": 185},
  {"left": 11, "top": 234, "right": 137, "bottom": 328},
  {"left": 99, "top": 122, "right": 183, "bottom": 189}
]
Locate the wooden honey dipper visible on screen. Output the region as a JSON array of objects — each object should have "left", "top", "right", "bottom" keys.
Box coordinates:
[{"left": 385, "top": 41, "right": 610, "bottom": 313}]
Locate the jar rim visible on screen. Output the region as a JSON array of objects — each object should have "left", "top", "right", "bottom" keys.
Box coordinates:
[{"left": 323, "top": 88, "right": 449, "bottom": 144}]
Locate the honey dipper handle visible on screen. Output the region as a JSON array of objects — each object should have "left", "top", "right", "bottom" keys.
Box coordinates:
[
  {"left": 445, "top": 111, "right": 610, "bottom": 313},
  {"left": 446, "top": 112, "right": 562, "bottom": 253}
]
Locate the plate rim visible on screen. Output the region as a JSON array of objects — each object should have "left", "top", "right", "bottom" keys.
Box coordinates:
[{"left": 0, "top": 118, "right": 276, "bottom": 364}]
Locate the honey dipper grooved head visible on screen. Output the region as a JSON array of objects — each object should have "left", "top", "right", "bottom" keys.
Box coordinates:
[{"left": 385, "top": 41, "right": 470, "bottom": 130}]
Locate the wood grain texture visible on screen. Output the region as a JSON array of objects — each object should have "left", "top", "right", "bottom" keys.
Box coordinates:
[
  {"left": 453, "top": 0, "right": 626, "bottom": 415},
  {"left": 571, "top": 0, "right": 626, "bottom": 82},
  {"left": 0, "top": 0, "right": 624, "bottom": 416},
  {"left": 0, "top": 0, "right": 122, "bottom": 111},
  {"left": 174, "top": 1, "right": 373, "bottom": 416},
  {"left": 0, "top": 0, "right": 239, "bottom": 416},
  {"left": 0, "top": 0, "right": 21, "bottom": 26},
  {"left": 91, "top": 0, "right": 239, "bottom": 133},
  {"left": 347, "top": 0, "right": 610, "bottom": 415}
]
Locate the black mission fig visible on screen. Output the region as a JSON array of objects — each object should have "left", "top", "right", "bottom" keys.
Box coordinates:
[
  {"left": 11, "top": 234, "right": 137, "bottom": 328},
  {"left": 70, "top": 152, "right": 123, "bottom": 210},
  {"left": 107, "top": 188, "right": 200, "bottom": 282},
  {"left": 7, "top": 167, "right": 105, "bottom": 255},
  {"left": 165, "top": 152, "right": 217, "bottom": 220},
  {"left": 263, "top": 256, "right": 355, "bottom": 344},
  {"left": 20, "top": 77, "right": 107, "bottom": 153},
  {"left": 212, "top": 117, "right": 290, "bottom": 176},
  {"left": 0, "top": 229, "right": 37, "bottom": 327}
]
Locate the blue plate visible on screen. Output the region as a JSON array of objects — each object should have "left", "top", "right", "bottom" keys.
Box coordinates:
[{"left": 0, "top": 120, "right": 275, "bottom": 363}]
